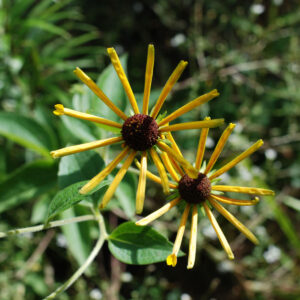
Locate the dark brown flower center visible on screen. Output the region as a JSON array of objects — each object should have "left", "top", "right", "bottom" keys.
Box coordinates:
[
  {"left": 178, "top": 173, "right": 211, "bottom": 204},
  {"left": 121, "top": 114, "right": 159, "bottom": 151}
]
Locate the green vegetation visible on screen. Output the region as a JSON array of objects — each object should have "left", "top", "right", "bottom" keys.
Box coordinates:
[{"left": 0, "top": 0, "right": 299, "bottom": 299}]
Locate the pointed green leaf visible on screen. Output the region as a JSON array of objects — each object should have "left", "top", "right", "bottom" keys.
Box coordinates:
[{"left": 108, "top": 222, "right": 184, "bottom": 265}]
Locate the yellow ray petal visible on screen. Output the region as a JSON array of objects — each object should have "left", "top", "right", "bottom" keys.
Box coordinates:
[
  {"left": 160, "top": 150, "right": 180, "bottom": 182},
  {"left": 212, "top": 185, "right": 275, "bottom": 196},
  {"left": 51, "top": 136, "right": 123, "bottom": 158},
  {"left": 135, "top": 159, "right": 177, "bottom": 189},
  {"left": 150, "top": 148, "right": 170, "bottom": 194},
  {"left": 136, "top": 152, "right": 147, "bottom": 214},
  {"left": 195, "top": 117, "right": 211, "bottom": 170},
  {"left": 74, "top": 67, "right": 127, "bottom": 120},
  {"left": 209, "top": 198, "right": 259, "bottom": 244},
  {"left": 136, "top": 197, "right": 181, "bottom": 226},
  {"left": 187, "top": 205, "right": 198, "bottom": 269},
  {"left": 159, "top": 119, "right": 224, "bottom": 132},
  {"left": 142, "top": 44, "right": 155, "bottom": 115},
  {"left": 205, "top": 123, "right": 236, "bottom": 174},
  {"left": 157, "top": 141, "right": 198, "bottom": 179},
  {"left": 210, "top": 194, "right": 260, "bottom": 206},
  {"left": 151, "top": 60, "right": 188, "bottom": 119},
  {"left": 209, "top": 140, "right": 264, "bottom": 180},
  {"left": 203, "top": 202, "right": 234, "bottom": 260},
  {"left": 100, "top": 150, "right": 137, "bottom": 209},
  {"left": 80, "top": 147, "right": 130, "bottom": 194},
  {"left": 159, "top": 90, "right": 219, "bottom": 126},
  {"left": 167, "top": 204, "right": 191, "bottom": 267},
  {"left": 107, "top": 48, "right": 139, "bottom": 114},
  {"left": 165, "top": 132, "right": 185, "bottom": 176},
  {"left": 53, "top": 104, "right": 122, "bottom": 128},
  {"left": 160, "top": 134, "right": 180, "bottom": 182},
  {"left": 169, "top": 156, "right": 185, "bottom": 177}
]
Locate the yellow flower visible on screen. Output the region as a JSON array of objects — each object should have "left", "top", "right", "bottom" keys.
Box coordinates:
[
  {"left": 136, "top": 121, "right": 274, "bottom": 268},
  {"left": 51, "top": 45, "right": 224, "bottom": 213}
]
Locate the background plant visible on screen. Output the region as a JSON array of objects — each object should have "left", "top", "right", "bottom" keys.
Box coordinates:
[{"left": 0, "top": 0, "right": 299, "bottom": 299}]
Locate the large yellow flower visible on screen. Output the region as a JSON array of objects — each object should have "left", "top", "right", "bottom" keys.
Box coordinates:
[
  {"left": 136, "top": 121, "right": 274, "bottom": 268},
  {"left": 51, "top": 45, "right": 223, "bottom": 213}
]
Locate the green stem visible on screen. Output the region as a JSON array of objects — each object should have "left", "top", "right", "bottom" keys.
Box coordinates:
[
  {"left": 0, "top": 215, "right": 96, "bottom": 239},
  {"left": 44, "top": 210, "right": 108, "bottom": 299}
]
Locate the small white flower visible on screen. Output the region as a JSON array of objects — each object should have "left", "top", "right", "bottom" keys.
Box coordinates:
[
  {"left": 181, "top": 293, "right": 192, "bottom": 300},
  {"left": 89, "top": 288, "right": 103, "bottom": 300},
  {"left": 170, "top": 34, "right": 186, "bottom": 47},
  {"left": 56, "top": 234, "right": 67, "bottom": 248},
  {"left": 121, "top": 272, "right": 133, "bottom": 282},
  {"left": 251, "top": 4, "right": 265, "bottom": 15},
  {"left": 205, "top": 136, "right": 215, "bottom": 148},
  {"left": 263, "top": 245, "right": 281, "bottom": 263},
  {"left": 265, "top": 148, "right": 277, "bottom": 160}
]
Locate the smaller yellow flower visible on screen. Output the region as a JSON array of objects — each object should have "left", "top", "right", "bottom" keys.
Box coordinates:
[
  {"left": 136, "top": 122, "right": 274, "bottom": 268},
  {"left": 51, "top": 45, "right": 223, "bottom": 214}
]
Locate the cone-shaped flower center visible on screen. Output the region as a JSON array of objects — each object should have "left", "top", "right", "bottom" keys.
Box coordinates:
[
  {"left": 122, "top": 114, "right": 159, "bottom": 151},
  {"left": 178, "top": 173, "right": 211, "bottom": 204}
]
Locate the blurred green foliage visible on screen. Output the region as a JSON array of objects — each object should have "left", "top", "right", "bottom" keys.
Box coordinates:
[{"left": 0, "top": 0, "right": 300, "bottom": 299}]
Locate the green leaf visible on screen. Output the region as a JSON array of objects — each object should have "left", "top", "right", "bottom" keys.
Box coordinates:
[
  {"left": 47, "top": 179, "right": 111, "bottom": 222},
  {"left": 60, "top": 206, "right": 94, "bottom": 274},
  {"left": 0, "top": 160, "right": 57, "bottom": 213},
  {"left": 0, "top": 112, "right": 54, "bottom": 157},
  {"left": 115, "top": 172, "right": 137, "bottom": 218},
  {"left": 108, "top": 222, "right": 184, "bottom": 265},
  {"left": 58, "top": 150, "right": 105, "bottom": 188}
]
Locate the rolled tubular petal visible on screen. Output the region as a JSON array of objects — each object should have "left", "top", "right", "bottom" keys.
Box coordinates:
[
  {"left": 51, "top": 136, "right": 123, "bottom": 158},
  {"left": 159, "top": 119, "right": 224, "bottom": 132},
  {"left": 169, "top": 156, "right": 185, "bottom": 177},
  {"left": 205, "top": 123, "right": 236, "bottom": 174},
  {"left": 100, "top": 150, "right": 137, "bottom": 209},
  {"left": 53, "top": 104, "right": 122, "bottom": 128},
  {"left": 160, "top": 150, "right": 180, "bottom": 182},
  {"left": 135, "top": 160, "right": 177, "bottom": 189},
  {"left": 187, "top": 205, "right": 198, "bottom": 269},
  {"left": 80, "top": 147, "right": 130, "bottom": 194},
  {"left": 159, "top": 90, "right": 219, "bottom": 126},
  {"left": 151, "top": 60, "right": 188, "bottom": 119},
  {"left": 74, "top": 67, "right": 127, "bottom": 120},
  {"left": 209, "top": 198, "right": 259, "bottom": 244},
  {"left": 209, "top": 140, "right": 264, "bottom": 180},
  {"left": 212, "top": 185, "right": 275, "bottom": 196},
  {"left": 210, "top": 194, "right": 259, "bottom": 206},
  {"left": 150, "top": 148, "right": 170, "bottom": 194},
  {"left": 195, "top": 117, "right": 211, "bottom": 170},
  {"left": 165, "top": 132, "right": 185, "bottom": 176},
  {"left": 136, "top": 152, "right": 147, "bottom": 214},
  {"left": 157, "top": 141, "right": 198, "bottom": 179},
  {"left": 160, "top": 135, "right": 180, "bottom": 182},
  {"left": 167, "top": 204, "right": 191, "bottom": 267},
  {"left": 136, "top": 197, "right": 181, "bottom": 226},
  {"left": 142, "top": 44, "right": 155, "bottom": 115},
  {"left": 203, "top": 202, "right": 234, "bottom": 260},
  {"left": 107, "top": 48, "right": 139, "bottom": 114}
]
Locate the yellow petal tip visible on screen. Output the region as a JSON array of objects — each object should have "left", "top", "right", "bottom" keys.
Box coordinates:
[
  {"left": 228, "top": 253, "right": 235, "bottom": 260},
  {"left": 229, "top": 123, "right": 236, "bottom": 129},
  {"left": 53, "top": 104, "right": 64, "bottom": 116},
  {"left": 50, "top": 151, "right": 58, "bottom": 158},
  {"left": 166, "top": 254, "right": 177, "bottom": 267},
  {"left": 211, "top": 89, "right": 220, "bottom": 96},
  {"left": 107, "top": 47, "right": 115, "bottom": 54}
]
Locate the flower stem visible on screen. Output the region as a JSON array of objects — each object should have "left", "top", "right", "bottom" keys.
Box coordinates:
[
  {"left": 0, "top": 215, "right": 96, "bottom": 239},
  {"left": 44, "top": 209, "right": 108, "bottom": 299}
]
